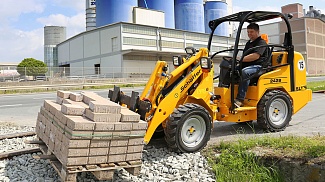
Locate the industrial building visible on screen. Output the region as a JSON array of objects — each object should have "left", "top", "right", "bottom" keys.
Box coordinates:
[{"left": 57, "top": 0, "right": 235, "bottom": 77}]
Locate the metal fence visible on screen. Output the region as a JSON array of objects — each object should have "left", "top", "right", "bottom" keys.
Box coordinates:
[{"left": 0, "top": 66, "right": 155, "bottom": 82}]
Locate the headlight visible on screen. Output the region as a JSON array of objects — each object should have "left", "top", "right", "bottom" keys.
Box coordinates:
[
  {"left": 185, "top": 47, "right": 196, "bottom": 55},
  {"left": 173, "top": 56, "right": 182, "bottom": 66},
  {"left": 200, "top": 57, "right": 211, "bottom": 69}
]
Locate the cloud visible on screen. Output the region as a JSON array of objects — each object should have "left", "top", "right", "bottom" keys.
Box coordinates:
[
  {"left": 0, "top": 0, "right": 45, "bottom": 25},
  {"left": 37, "top": 13, "right": 86, "bottom": 38},
  {"left": 51, "top": 0, "right": 85, "bottom": 12},
  {"left": 233, "top": 5, "right": 280, "bottom": 13},
  {"left": 0, "top": 27, "right": 43, "bottom": 63}
]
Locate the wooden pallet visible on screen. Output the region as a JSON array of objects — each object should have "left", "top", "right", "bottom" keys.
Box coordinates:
[{"left": 35, "top": 140, "right": 142, "bottom": 181}]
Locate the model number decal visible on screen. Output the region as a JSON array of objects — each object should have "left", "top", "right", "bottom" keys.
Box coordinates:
[
  {"left": 270, "top": 78, "right": 281, "bottom": 83},
  {"left": 296, "top": 85, "right": 307, "bottom": 91}
]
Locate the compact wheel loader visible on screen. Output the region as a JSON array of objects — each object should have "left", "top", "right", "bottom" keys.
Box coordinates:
[{"left": 109, "top": 11, "right": 312, "bottom": 153}]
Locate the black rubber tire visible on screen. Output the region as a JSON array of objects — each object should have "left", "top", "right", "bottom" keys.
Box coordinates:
[
  {"left": 164, "top": 103, "right": 212, "bottom": 153},
  {"left": 257, "top": 90, "right": 292, "bottom": 132}
]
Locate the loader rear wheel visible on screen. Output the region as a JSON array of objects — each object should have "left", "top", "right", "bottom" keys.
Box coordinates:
[
  {"left": 164, "top": 103, "right": 212, "bottom": 153},
  {"left": 257, "top": 90, "right": 292, "bottom": 132}
]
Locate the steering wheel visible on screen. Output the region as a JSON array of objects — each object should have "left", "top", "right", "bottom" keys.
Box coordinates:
[{"left": 222, "top": 56, "right": 234, "bottom": 62}]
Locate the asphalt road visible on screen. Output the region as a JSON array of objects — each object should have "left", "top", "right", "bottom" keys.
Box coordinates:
[
  {"left": 0, "top": 87, "right": 324, "bottom": 145},
  {"left": 307, "top": 76, "right": 325, "bottom": 82},
  {"left": 0, "top": 87, "right": 143, "bottom": 126}
]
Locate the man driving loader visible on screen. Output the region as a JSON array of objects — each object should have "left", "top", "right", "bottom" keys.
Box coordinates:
[{"left": 234, "top": 23, "right": 267, "bottom": 107}]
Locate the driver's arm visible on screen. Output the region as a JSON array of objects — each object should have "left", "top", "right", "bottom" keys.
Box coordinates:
[{"left": 242, "top": 53, "right": 260, "bottom": 62}]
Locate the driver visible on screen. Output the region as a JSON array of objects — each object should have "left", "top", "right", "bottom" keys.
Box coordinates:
[{"left": 235, "top": 23, "right": 267, "bottom": 107}]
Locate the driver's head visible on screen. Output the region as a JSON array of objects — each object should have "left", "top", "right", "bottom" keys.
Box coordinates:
[{"left": 247, "top": 23, "right": 260, "bottom": 41}]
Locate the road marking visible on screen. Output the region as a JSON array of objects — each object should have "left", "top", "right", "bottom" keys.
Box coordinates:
[
  {"left": 0, "top": 104, "right": 23, "bottom": 108},
  {"left": 32, "top": 97, "right": 55, "bottom": 100}
]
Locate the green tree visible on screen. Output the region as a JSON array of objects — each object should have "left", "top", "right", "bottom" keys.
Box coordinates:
[{"left": 17, "top": 58, "right": 47, "bottom": 77}]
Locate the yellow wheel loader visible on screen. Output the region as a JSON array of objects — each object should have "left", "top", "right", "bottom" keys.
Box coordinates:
[{"left": 109, "top": 11, "right": 312, "bottom": 153}]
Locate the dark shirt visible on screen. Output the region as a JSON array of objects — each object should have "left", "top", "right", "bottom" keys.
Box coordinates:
[{"left": 242, "top": 36, "right": 267, "bottom": 68}]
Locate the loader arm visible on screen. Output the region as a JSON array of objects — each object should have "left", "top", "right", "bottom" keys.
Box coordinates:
[{"left": 143, "top": 48, "right": 209, "bottom": 144}]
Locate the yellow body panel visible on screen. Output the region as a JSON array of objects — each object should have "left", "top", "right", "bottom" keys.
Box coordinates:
[{"left": 213, "top": 51, "right": 311, "bottom": 123}]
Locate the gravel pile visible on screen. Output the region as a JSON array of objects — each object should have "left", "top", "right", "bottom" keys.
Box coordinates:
[{"left": 0, "top": 122, "right": 216, "bottom": 182}]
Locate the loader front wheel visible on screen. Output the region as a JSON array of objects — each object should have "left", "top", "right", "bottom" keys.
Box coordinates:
[
  {"left": 257, "top": 90, "right": 292, "bottom": 132},
  {"left": 164, "top": 103, "right": 212, "bottom": 153}
]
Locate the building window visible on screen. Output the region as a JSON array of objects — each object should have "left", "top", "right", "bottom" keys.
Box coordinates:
[
  {"left": 94, "top": 64, "right": 100, "bottom": 75},
  {"left": 112, "top": 37, "right": 118, "bottom": 52}
]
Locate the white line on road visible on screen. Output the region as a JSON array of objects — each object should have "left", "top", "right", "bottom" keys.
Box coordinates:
[
  {"left": 32, "top": 97, "right": 55, "bottom": 100},
  {"left": 0, "top": 104, "right": 23, "bottom": 108}
]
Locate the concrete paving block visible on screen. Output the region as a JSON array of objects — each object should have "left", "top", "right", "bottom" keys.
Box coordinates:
[
  {"left": 130, "top": 130, "right": 146, "bottom": 138},
  {"left": 56, "top": 118, "right": 66, "bottom": 133},
  {"left": 66, "top": 115, "right": 95, "bottom": 131},
  {"left": 92, "top": 131, "right": 113, "bottom": 139},
  {"left": 57, "top": 90, "right": 71, "bottom": 99},
  {"left": 127, "top": 145, "right": 144, "bottom": 153},
  {"left": 63, "top": 157, "right": 88, "bottom": 166},
  {"left": 56, "top": 96, "right": 63, "bottom": 104},
  {"left": 54, "top": 141, "right": 61, "bottom": 156},
  {"left": 55, "top": 111, "right": 68, "bottom": 125},
  {"left": 61, "top": 148, "right": 89, "bottom": 157},
  {"left": 40, "top": 106, "right": 54, "bottom": 121},
  {"left": 43, "top": 100, "right": 51, "bottom": 111},
  {"left": 89, "top": 100, "right": 121, "bottom": 114},
  {"left": 112, "top": 131, "right": 131, "bottom": 140},
  {"left": 69, "top": 93, "right": 83, "bottom": 102},
  {"left": 62, "top": 134, "right": 90, "bottom": 148},
  {"left": 109, "top": 146, "right": 127, "bottom": 155},
  {"left": 90, "top": 140, "right": 110, "bottom": 148},
  {"left": 63, "top": 99, "right": 89, "bottom": 108},
  {"left": 44, "top": 125, "right": 51, "bottom": 143},
  {"left": 85, "top": 109, "right": 121, "bottom": 122},
  {"left": 126, "top": 152, "right": 143, "bottom": 161},
  {"left": 128, "top": 138, "right": 145, "bottom": 146},
  {"left": 132, "top": 120, "right": 148, "bottom": 130},
  {"left": 110, "top": 139, "right": 129, "bottom": 147},
  {"left": 48, "top": 139, "right": 55, "bottom": 153},
  {"left": 114, "top": 122, "right": 132, "bottom": 131},
  {"left": 94, "top": 122, "right": 115, "bottom": 131},
  {"left": 81, "top": 91, "right": 104, "bottom": 104},
  {"left": 89, "top": 147, "right": 108, "bottom": 156},
  {"left": 55, "top": 130, "right": 63, "bottom": 143},
  {"left": 107, "top": 154, "right": 126, "bottom": 163},
  {"left": 88, "top": 156, "right": 107, "bottom": 164},
  {"left": 44, "top": 100, "right": 61, "bottom": 115},
  {"left": 61, "top": 103, "right": 85, "bottom": 116},
  {"left": 49, "top": 127, "right": 56, "bottom": 143},
  {"left": 64, "top": 126, "right": 93, "bottom": 139},
  {"left": 120, "top": 108, "right": 140, "bottom": 122},
  {"left": 41, "top": 133, "right": 49, "bottom": 145}
]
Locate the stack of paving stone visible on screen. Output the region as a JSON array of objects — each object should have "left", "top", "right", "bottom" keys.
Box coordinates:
[{"left": 35, "top": 90, "right": 147, "bottom": 167}]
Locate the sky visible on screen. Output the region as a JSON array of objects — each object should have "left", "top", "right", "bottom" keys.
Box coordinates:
[{"left": 1, "top": 0, "right": 325, "bottom": 64}]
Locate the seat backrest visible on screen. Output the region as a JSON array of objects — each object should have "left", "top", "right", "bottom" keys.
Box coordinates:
[
  {"left": 260, "top": 34, "right": 272, "bottom": 68},
  {"left": 261, "top": 34, "right": 269, "bottom": 44}
]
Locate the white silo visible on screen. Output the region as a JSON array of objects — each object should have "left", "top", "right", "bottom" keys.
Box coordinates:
[{"left": 86, "top": 0, "right": 96, "bottom": 31}]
